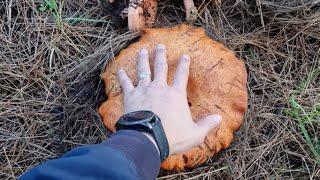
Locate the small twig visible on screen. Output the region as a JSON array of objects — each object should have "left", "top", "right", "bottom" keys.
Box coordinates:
[
  {"left": 3, "top": 147, "right": 15, "bottom": 177},
  {"left": 49, "top": 48, "right": 55, "bottom": 73},
  {"left": 63, "top": 17, "right": 113, "bottom": 24},
  {"left": 256, "top": 0, "right": 265, "bottom": 30},
  {"left": 6, "top": 0, "right": 13, "bottom": 41}
]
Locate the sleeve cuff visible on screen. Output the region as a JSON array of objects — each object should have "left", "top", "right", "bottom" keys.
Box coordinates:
[{"left": 102, "top": 130, "right": 161, "bottom": 179}]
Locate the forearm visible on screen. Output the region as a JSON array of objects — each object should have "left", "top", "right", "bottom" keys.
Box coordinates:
[{"left": 20, "top": 130, "right": 160, "bottom": 180}]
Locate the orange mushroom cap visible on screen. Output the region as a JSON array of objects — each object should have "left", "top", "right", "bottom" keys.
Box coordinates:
[{"left": 99, "top": 24, "right": 248, "bottom": 170}]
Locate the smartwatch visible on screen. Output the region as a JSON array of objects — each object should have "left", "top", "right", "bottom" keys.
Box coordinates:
[{"left": 115, "top": 110, "right": 169, "bottom": 161}]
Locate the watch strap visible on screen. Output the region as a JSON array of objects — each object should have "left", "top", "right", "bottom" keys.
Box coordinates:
[{"left": 151, "top": 119, "right": 169, "bottom": 161}]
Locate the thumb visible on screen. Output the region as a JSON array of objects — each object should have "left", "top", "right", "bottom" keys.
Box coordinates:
[{"left": 196, "top": 115, "right": 221, "bottom": 134}]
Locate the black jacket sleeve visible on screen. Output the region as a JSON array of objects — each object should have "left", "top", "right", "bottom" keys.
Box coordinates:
[{"left": 20, "top": 130, "right": 161, "bottom": 180}]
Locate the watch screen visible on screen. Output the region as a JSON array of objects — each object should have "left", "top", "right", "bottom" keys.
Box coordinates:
[{"left": 123, "top": 111, "right": 153, "bottom": 122}]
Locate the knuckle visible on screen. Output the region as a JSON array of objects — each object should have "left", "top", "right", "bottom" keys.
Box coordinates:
[
  {"left": 139, "top": 80, "right": 149, "bottom": 86},
  {"left": 178, "top": 68, "right": 187, "bottom": 74},
  {"left": 150, "top": 82, "right": 165, "bottom": 89},
  {"left": 180, "top": 61, "right": 190, "bottom": 69},
  {"left": 155, "top": 61, "right": 168, "bottom": 69}
]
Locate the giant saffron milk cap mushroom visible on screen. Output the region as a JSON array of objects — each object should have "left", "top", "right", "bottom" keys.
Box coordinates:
[{"left": 98, "top": 24, "right": 248, "bottom": 170}]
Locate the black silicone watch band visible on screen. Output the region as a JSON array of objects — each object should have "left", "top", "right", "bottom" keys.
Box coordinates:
[{"left": 151, "top": 118, "right": 169, "bottom": 161}]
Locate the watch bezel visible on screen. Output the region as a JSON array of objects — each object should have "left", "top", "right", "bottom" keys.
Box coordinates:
[{"left": 117, "top": 110, "right": 157, "bottom": 127}]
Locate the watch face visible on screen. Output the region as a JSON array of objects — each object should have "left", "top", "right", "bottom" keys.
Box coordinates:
[{"left": 122, "top": 111, "right": 154, "bottom": 123}]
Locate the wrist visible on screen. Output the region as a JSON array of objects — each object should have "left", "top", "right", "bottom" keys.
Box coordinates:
[{"left": 116, "top": 110, "right": 169, "bottom": 161}]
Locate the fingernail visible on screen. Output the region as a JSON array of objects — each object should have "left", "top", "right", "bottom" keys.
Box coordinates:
[
  {"left": 182, "top": 54, "right": 190, "bottom": 62},
  {"left": 140, "top": 48, "right": 148, "bottom": 55},
  {"left": 215, "top": 115, "right": 222, "bottom": 123},
  {"left": 156, "top": 44, "right": 166, "bottom": 50},
  {"left": 117, "top": 69, "right": 124, "bottom": 74},
  {"left": 210, "top": 115, "right": 222, "bottom": 123}
]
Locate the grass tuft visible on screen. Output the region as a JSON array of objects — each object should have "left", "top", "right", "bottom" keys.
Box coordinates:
[
  {"left": 39, "top": 0, "right": 63, "bottom": 29},
  {"left": 286, "top": 98, "right": 320, "bottom": 164}
]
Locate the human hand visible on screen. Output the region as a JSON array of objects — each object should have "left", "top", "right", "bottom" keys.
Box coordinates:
[{"left": 117, "top": 44, "right": 221, "bottom": 155}]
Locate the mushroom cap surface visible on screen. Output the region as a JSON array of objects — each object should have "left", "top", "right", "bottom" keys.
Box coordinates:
[{"left": 99, "top": 24, "right": 248, "bottom": 170}]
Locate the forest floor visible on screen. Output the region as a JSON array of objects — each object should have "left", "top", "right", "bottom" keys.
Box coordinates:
[{"left": 0, "top": 0, "right": 319, "bottom": 179}]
